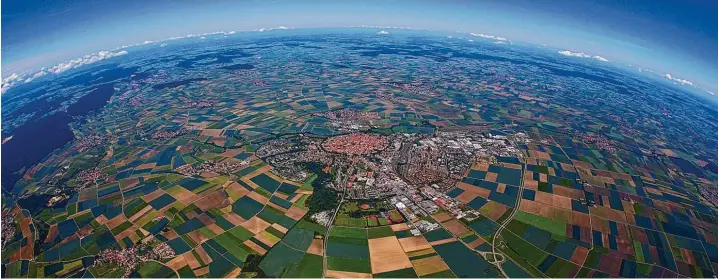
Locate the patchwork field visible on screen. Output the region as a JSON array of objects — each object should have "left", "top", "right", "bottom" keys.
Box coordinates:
[{"left": 4, "top": 30, "right": 717, "bottom": 279}]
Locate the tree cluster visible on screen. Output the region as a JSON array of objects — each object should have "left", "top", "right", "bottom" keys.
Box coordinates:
[{"left": 301, "top": 162, "right": 339, "bottom": 215}]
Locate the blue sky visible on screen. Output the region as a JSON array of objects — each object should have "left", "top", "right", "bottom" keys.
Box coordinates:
[{"left": 2, "top": 0, "right": 717, "bottom": 92}]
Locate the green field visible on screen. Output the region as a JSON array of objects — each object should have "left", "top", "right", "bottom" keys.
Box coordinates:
[
  {"left": 327, "top": 237, "right": 370, "bottom": 259},
  {"left": 282, "top": 227, "right": 315, "bottom": 251},
  {"left": 334, "top": 216, "right": 367, "bottom": 227},
  {"left": 543, "top": 256, "right": 579, "bottom": 278},
  {"left": 300, "top": 174, "right": 317, "bottom": 191},
  {"left": 291, "top": 253, "right": 323, "bottom": 278},
  {"left": 329, "top": 226, "right": 367, "bottom": 239},
  {"left": 374, "top": 267, "right": 419, "bottom": 278},
  {"left": 367, "top": 226, "right": 395, "bottom": 239},
  {"left": 499, "top": 229, "right": 550, "bottom": 277},
  {"left": 327, "top": 257, "right": 372, "bottom": 273},
  {"left": 258, "top": 243, "right": 305, "bottom": 277},
  {"left": 513, "top": 211, "right": 567, "bottom": 237},
  {"left": 135, "top": 261, "right": 176, "bottom": 278}
]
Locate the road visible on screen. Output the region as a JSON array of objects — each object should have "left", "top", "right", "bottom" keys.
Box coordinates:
[
  {"left": 318, "top": 136, "right": 527, "bottom": 278},
  {"left": 321, "top": 164, "right": 352, "bottom": 279},
  {"left": 430, "top": 215, "right": 506, "bottom": 263},
  {"left": 321, "top": 194, "right": 345, "bottom": 279},
  {"left": 400, "top": 179, "right": 509, "bottom": 274},
  {"left": 489, "top": 138, "right": 527, "bottom": 277}
]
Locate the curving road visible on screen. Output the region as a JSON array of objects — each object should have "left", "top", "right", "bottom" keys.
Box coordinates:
[{"left": 489, "top": 138, "right": 527, "bottom": 277}]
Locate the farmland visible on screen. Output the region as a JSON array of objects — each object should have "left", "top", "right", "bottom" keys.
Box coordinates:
[{"left": 2, "top": 28, "right": 717, "bottom": 279}]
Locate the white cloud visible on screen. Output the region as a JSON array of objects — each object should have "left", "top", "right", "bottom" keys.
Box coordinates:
[
  {"left": 1, "top": 72, "right": 30, "bottom": 94},
  {"left": 558, "top": 50, "right": 591, "bottom": 58},
  {"left": 27, "top": 27, "right": 718, "bottom": 97},
  {"left": 1, "top": 85, "right": 12, "bottom": 94},
  {"left": 593, "top": 56, "right": 610, "bottom": 62},
  {"left": 558, "top": 50, "right": 610, "bottom": 62},
  {"left": 352, "top": 25, "right": 415, "bottom": 30},
  {"left": 2, "top": 27, "right": 283, "bottom": 93},
  {"left": 256, "top": 26, "right": 291, "bottom": 32},
  {"left": 23, "top": 71, "right": 47, "bottom": 83},
  {"left": 675, "top": 79, "right": 693, "bottom": 86},
  {"left": 663, "top": 73, "right": 694, "bottom": 86},
  {"left": 707, "top": 90, "right": 715, "bottom": 96},
  {"left": 2, "top": 73, "right": 21, "bottom": 84},
  {"left": 48, "top": 50, "right": 128, "bottom": 74},
  {"left": 469, "top": 33, "right": 508, "bottom": 42},
  {"left": 2, "top": 49, "right": 131, "bottom": 94}
]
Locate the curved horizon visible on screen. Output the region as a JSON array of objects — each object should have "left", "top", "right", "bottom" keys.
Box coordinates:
[{"left": 2, "top": 0, "right": 717, "bottom": 94}]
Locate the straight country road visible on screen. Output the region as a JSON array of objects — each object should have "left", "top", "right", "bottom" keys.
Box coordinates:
[{"left": 321, "top": 164, "right": 352, "bottom": 279}]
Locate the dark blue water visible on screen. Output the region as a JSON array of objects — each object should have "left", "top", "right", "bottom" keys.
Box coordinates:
[
  {"left": 59, "top": 64, "right": 125, "bottom": 87},
  {"left": 67, "top": 83, "right": 116, "bottom": 116},
  {"left": 3, "top": 82, "right": 116, "bottom": 192},
  {"left": 2, "top": 91, "right": 65, "bottom": 120},
  {"left": 2, "top": 64, "right": 140, "bottom": 193},
  {"left": 1, "top": 113, "right": 74, "bottom": 192}
]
